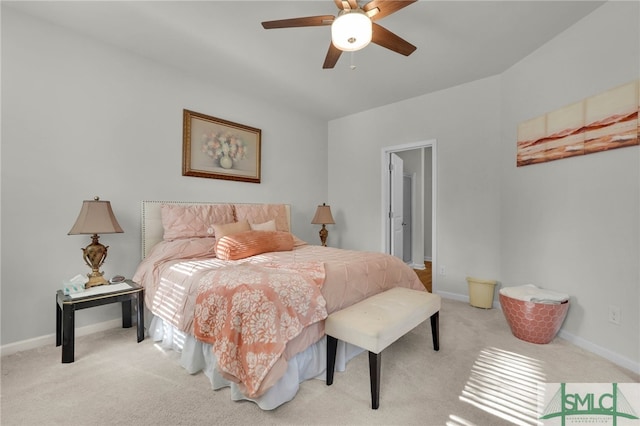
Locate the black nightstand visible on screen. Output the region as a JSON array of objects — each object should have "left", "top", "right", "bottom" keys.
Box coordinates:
[{"left": 56, "top": 280, "right": 144, "bottom": 363}]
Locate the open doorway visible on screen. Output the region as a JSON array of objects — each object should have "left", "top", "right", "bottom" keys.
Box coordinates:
[{"left": 381, "top": 140, "right": 437, "bottom": 289}]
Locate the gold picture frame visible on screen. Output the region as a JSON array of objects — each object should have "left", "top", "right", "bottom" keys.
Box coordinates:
[{"left": 182, "top": 109, "right": 261, "bottom": 183}]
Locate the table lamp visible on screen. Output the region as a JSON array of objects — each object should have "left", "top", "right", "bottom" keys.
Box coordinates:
[
  {"left": 311, "top": 203, "right": 335, "bottom": 247},
  {"left": 68, "top": 196, "right": 124, "bottom": 288}
]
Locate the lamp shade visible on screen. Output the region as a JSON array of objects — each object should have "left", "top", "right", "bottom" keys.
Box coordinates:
[
  {"left": 311, "top": 203, "right": 335, "bottom": 225},
  {"left": 68, "top": 197, "right": 124, "bottom": 235},
  {"left": 331, "top": 10, "right": 372, "bottom": 52}
]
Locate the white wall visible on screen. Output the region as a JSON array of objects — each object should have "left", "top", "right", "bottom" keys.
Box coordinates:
[
  {"left": 329, "top": 1, "right": 639, "bottom": 370},
  {"left": 500, "top": 1, "right": 639, "bottom": 367},
  {"left": 328, "top": 76, "right": 503, "bottom": 298},
  {"left": 1, "top": 9, "right": 328, "bottom": 345}
]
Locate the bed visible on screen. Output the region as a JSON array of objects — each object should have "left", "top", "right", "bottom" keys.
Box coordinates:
[{"left": 132, "top": 201, "right": 425, "bottom": 410}]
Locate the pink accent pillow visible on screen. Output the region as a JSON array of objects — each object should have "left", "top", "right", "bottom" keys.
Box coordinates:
[
  {"left": 216, "top": 230, "right": 294, "bottom": 260},
  {"left": 161, "top": 204, "right": 235, "bottom": 241},
  {"left": 234, "top": 204, "right": 289, "bottom": 232}
]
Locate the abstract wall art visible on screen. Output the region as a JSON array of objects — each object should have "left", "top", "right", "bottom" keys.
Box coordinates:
[{"left": 517, "top": 80, "right": 639, "bottom": 167}]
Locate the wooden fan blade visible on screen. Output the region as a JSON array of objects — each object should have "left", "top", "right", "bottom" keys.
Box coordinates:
[
  {"left": 364, "top": 0, "right": 417, "bottom": 21},
  {"left": 333, "top": 0, "right": 358, "bottom": 10},
  {"left": 262, "top": 15, "right": 334, "bottom": 29},
  {"left": 323, "top": 43, "right": 343, "bottom": 69},
  {"left": 371, "top": 23, "right": 416, "bottom": 56}
]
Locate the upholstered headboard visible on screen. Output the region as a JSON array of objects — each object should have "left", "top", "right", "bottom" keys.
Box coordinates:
[{"left": 140, "top": 201, "right": 291, "bottom": 258}]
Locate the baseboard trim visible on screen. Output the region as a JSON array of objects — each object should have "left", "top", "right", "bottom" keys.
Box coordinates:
[
  {"left": 435, "top": 292, "right": 639, "bottom": 374},
  {"left": 557, "top": 329, "right": 640, "bottom": 375},
  {"left": 436, "top": 290, "right": 499, "bottom": 308},
  {"left": 4, "top": 296, "right": 638, "bottom": 375},
  {"left": 410, "top": 262, "right": 425, "bottom": 270},
  {"left": 1, "top": 318, "right": 122, "bottom": 357}
]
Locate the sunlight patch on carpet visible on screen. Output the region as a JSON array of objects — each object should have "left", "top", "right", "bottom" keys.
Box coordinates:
[
  {"left": 457, "top": 347, "right": 546, "bottom": 426},
  {"left": 446, "top": 414, "right": 477, "bottom": 426}
]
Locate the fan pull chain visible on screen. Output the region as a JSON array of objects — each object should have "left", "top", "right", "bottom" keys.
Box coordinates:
[{"left": 350, "top": 52, "right": 356, "bottom": 70}]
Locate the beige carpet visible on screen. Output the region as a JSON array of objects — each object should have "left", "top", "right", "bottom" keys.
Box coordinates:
[{"left": 2, "top": 298, "right": 638, "bottom": 426}]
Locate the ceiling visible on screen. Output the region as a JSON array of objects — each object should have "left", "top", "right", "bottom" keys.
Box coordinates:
[{"left": 5, "top": 1, "right": 605, "bottom": 121}]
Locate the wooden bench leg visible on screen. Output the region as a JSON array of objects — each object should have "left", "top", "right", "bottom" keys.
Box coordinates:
[
  {"left": 326, "top": 335, "right": 338, "bottom": 385},
  {"left": 430, "top": 311, "right": 440, "bottom": 351},
  {"left": 369, "top": 351, "right": 381, "bottom": 409}
]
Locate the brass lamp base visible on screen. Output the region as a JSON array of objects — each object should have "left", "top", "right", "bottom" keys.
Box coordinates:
[
  {"left": 82, "top": 234, "right": 110, "bottom": 288},
  {"left": 319, "top": 225, "right": 328, "bottom": 247},
  {"left": 86, "top": 272, "right": 109, "bottom": 288}
]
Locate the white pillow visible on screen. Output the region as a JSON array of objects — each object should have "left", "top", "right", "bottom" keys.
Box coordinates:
[
  {"left": 213, "top": 220, "right": 251, "bottom": 239},
  {"left": 249, "top": 219, "right": 277, "bottom": 231}
]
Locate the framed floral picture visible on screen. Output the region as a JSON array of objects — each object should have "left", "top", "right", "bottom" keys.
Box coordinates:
[{"left": 182, "top": 109, "right": 261, "bottom": 183}]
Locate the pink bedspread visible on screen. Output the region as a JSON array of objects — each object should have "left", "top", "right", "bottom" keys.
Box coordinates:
[
  {"left": 193, "top": 262, "right": 327, "bottom": 397},
  {"left": 133, "top": 240, "right": 424, "bottom": 397}
]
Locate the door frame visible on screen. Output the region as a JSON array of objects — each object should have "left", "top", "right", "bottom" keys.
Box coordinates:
[{"left": 381, "top": 139, "right": 437, "bottom": 277}]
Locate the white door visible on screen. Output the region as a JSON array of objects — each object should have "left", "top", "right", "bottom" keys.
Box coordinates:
[
  {"left": 402, "top": 174, "right": 412, "bottom": 263},
  {"left": 390, "top": 153, "right": 404, "bottom": 260}
]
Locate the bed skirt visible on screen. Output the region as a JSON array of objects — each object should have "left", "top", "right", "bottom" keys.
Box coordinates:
[{"left": 147, "top": 315, "right": 363, "bottom": 410}]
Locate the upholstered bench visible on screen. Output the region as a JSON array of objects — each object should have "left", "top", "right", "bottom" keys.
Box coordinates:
[{"left": 325, "top": 287, "right": 441, "bottom": 409}]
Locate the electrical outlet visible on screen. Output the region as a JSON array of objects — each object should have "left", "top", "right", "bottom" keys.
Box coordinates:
[
  {"left": 608, "top": 305, "right": 621, "bottom": 325},
  {"left": 439, "top": 265, "right": 446, "bottom": 276}
]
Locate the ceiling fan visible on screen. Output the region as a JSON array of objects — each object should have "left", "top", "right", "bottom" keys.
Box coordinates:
[{"left": 261, "top": 0, "right": 417, "bottom": 69}]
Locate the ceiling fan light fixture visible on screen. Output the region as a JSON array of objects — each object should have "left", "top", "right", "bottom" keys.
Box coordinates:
[{"left": 331, "top": 9, "right": 372, "bottom": 52}]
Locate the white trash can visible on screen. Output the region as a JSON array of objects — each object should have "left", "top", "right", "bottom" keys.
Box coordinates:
[{"left": 466, "top": 277, "right": 497, "bottom": 309}]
